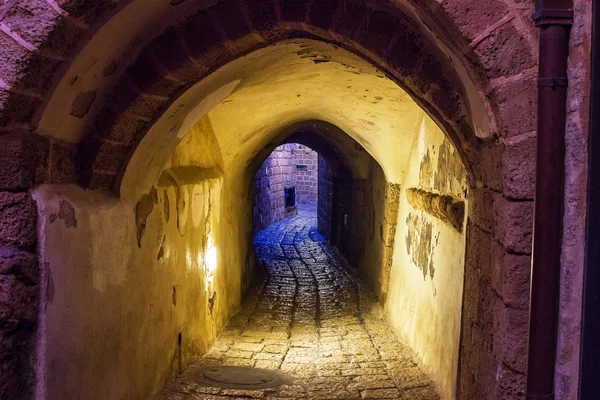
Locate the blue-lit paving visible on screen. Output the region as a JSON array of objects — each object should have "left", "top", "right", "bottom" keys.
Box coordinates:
[{"left": 155, "top": 205, "right": 438, "bottom": 399}]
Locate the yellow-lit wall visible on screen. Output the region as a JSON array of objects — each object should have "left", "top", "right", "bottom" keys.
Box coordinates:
[
  {"left": 34, "top": 121, "right": 255, "bottom": 400},
  {"left": 384, "top": 117, "right": 468, "bottom": 399}
]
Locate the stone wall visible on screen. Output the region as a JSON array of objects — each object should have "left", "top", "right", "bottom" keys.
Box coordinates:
[
  {"left": 294, "top": 145, "right": 318, "bottom": 204},
  {"left": 0, "top": 132, "right": 39, "bottom": 400},
  {"left": 253, "top": 144, "right": 298, "bottom": 233}
]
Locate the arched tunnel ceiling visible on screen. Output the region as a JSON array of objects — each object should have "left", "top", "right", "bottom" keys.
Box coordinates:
[
  {"left": 36, "top": 0, "right": 491, "bottom": 147},
  {"left": 121, "top": 40, "right": 434, "bottom": 201}
]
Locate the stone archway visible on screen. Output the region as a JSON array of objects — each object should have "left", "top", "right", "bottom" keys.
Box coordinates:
[{"left": 0, "top": 1, "right": 549, "bottom": 399}]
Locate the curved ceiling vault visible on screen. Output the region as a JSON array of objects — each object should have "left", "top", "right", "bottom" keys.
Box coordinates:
[
  {"left": 33, "top": 0, "right": 492, "bottom": 198},
  {"left": 119, "top": 40, "right": 445, "bottom": 202}
]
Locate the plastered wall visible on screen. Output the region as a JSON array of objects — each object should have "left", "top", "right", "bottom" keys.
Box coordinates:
[
  {"left": 33, "top": 123, "right": 255, "bottom": 400},
  {"left": 384, "top": 117, "right": 468, "bottom": 399}
]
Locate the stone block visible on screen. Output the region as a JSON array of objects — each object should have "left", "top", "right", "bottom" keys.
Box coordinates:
[
  {"left": 440, "top": 0, "right": 509, "bottom": 42},
  {"left": 0, "top": 274, "right": 37, "bottom": 332},
  {"left": 0, "top": 192, "right": 36, "bottom": 250},
  {"left": 90, "top": 140, "right": 131, "bottom": 174},
  {"left": 86, "top": 172, "right": 116, "bottom": 192},
  {"left": 495, "top": 76, "right": 537, "bottom": 138},
  {"left": 179, "top": 10, "right": 229, "bottom": 66},
  {"left": 500, "top": 252, "right": 530, "bottom": 308},
  {"left": 90, "top": 108, "right": 149, "bottom": 145},
  {"left": 386, "top": 29, "right": 420, "bottom": 78},
  {"left": 463, "top": 223, "right": 491, "bottom": 317},
  {"left": 0, "top": 250, "right": 38, "bottom": 287},
  {"left": 35, "top": 135, "right": 50, "bottom": 185},
  {"left": 477, "top": 139, "right": 504, "bottom": 192},
  {"left": 468, "top": 187, "right": 496, "bottom": 233},
  {"left": 127, "top": 49, "right": 181, "bottom": 96},
  {"left": 3, "top": 0, "right": 83, "bottom": 57},
  {"left": 0, "top": 31, "right": 60, "bottom": 93},
  {"left": 151, "top": 27, "right": 204, "bottom": 81},
  {"left": 493, "top": 300, "right": 528, "bottom": 373},
  {"left": 55, "top": 0, "right": 116, "bottom": 23},
  {"left": 474, "top": 22, "right": 536, "bottom": 79},
  {"left": 246, "top": 0, "right": 279, "bottom": 34},
  {"left": 414, "top": 53, "right": 444, "bottom": 93},
  {"left": 496, "top": 363, "right": 526, "bottom": 399},
  {"left": 503, "top": 135, "right": 535, "bottom": 199},
  {"left": 430, "top": 79, "right": 461, "bottom": 123},
  {"left": 490, "top": 241, "right": 504, "bottom": 296},
  {"left": 356, "top": 11, "right": 399, "bottom": 57},
  {"left": 308, "top": 0, "right": 338, "bottom": 29},
  {"left": 210, "top": 0, "right": 252, "bottom": 40},
  {"left": 493, "top": 197, "right": 533, "bottom": 254},
  {"left": 109, "top": 77, "right": 167, "bottom": 119},
  {"left": 330, "top": 0, "right": 368, "bottom": 40},
  {"left": 279, "top": 0, "right": 310, "bottom": 22},
  {"left": 0, "top": 88, "right": 38, "bottom": 126},
  {"left": 0, "top": 132, "right": 36, "bottom": 190},
  {"left": 50, "top": 141, "right": 78, "bottom": 185}
]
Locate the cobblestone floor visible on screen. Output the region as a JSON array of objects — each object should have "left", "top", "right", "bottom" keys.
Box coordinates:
[{"left": 154, "top": 205, "right": 439, "bottom": 399}]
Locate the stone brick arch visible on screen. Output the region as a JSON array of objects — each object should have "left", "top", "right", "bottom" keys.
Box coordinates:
[
  {"left": 0, "top": 1, "right": 541, "bottom": 399},
  {"left": 79, "top": 0, "right": 489, "bottom": 192}
]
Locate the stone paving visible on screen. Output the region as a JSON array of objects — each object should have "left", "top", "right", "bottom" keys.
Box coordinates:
[{"left": 154, "top": 206, "right": 439, "bottom": 399}]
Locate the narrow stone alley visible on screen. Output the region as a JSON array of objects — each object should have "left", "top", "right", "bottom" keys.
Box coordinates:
[{"left": 154, "top": 206, "right": 438, "bottom": 400}]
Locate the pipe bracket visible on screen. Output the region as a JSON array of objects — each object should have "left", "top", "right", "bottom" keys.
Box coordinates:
[
  {"left": 538, "top": 77, "right": 569, "bottom": 88},
  {"left": 532, "top": 8, "right": 574, "bottom": 26}
]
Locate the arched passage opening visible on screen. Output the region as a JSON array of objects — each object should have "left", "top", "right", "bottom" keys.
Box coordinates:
[
  {"left": 35, "top": 38, "right": 471, "bottom": 400},
  {"left": 0, "top": 1, "right": 546, "bottom": 400}
]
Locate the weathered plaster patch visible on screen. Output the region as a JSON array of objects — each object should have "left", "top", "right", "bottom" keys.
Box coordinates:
[
  {"left": 405, "top": 212, "right": 437, "bottom": 280},
  {"left": 71, "top": 91, "right": 96, "bottom": 118},
  {"left": 58, "top": 200, "right": 77, "bottom": 228},
  {"left": 135, "top": 187, "right": 158, "bottom": 247},
  {"left": 433, "top": 139, "right": 467, "bottom": 194}
]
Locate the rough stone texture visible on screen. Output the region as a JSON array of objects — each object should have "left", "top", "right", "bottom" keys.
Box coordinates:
[
  {"left": 0, "top": 128, "right": 38, "bottom": 399},
  {"left": 253, "top": 144, "right": 299, "bottom": 233},
  {"left": 0, "top": 131, "right": 36, "bottom": 190},
  {"left": 494, "top": 75, "right": 538, "bottom": 138},
  {"left": 294, "top": 145, "right": 318, "bottom": 205},
  {"left": 502, "top": 134, "right": 536, "bottom": 200},
  {"left": 555, "top": 1, "right": 592, "bottom": 398},
  {"left": 0, "top": 192, "right": 36, "bottom": 250},
  {"left": 473, "top": 21, "right": 536, "bottom": 80},
  {"left": 493, "top": 196, "right": 533, "bottom": 254},
  {"left": 154, "top": 207, "right": 439, "bottom": 400}
]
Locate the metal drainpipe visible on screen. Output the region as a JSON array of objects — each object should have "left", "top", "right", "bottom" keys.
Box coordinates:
[{"left": 526, "top": 1, "right": 573, "bottom": 399}]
